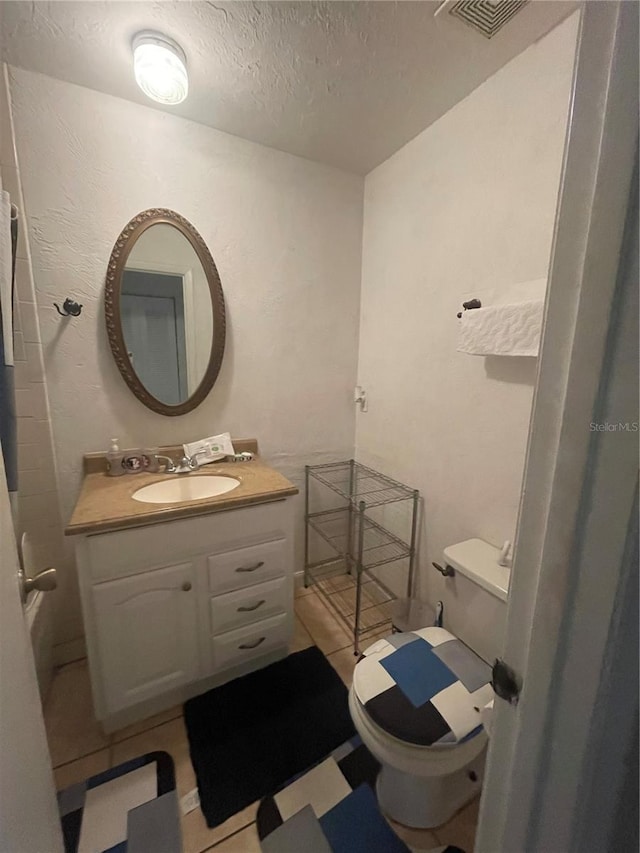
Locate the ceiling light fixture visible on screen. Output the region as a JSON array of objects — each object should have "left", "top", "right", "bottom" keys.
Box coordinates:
[{"left": 132, "top": 31, "right": 188, "bottom": 105}]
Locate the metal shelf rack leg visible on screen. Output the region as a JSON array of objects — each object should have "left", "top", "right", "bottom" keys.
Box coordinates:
[
  {"left": 303, "top": 464, "right": 310, "bottom": 588},
  {"left": 407, "top": 489, "right": 420, "bottom": 598},
  {"left": 354, "top": 499, "right": 366, "bottom": 655}
]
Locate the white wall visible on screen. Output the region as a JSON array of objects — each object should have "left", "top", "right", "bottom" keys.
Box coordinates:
[
  {"left": 9, "top": 68, "right": 363, "bottom": 646},
  {"left": 355, "top": 15, "right": 579, "bottom": 605}
]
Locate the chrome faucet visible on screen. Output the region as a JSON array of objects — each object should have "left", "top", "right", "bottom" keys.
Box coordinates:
[{"left": 156, "top": 451, "right": 207, "bottom": 474}]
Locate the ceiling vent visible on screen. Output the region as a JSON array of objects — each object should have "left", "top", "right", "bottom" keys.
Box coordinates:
[{"left": 436, "top": 0, "right": 530, "bottom": 39}]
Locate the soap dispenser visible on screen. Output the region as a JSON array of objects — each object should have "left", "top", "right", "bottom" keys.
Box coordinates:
[{"left": 106, "top": 438, "right": 124, "bottom": 477}]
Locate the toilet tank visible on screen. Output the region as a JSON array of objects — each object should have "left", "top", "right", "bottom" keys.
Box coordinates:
[{"left": 439, "top": 538, "right": 510, "bottom": 664}]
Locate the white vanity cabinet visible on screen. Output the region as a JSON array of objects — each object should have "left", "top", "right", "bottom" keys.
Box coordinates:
[{"left": 74, "top": 499, "right": 295, "bottom": 731}]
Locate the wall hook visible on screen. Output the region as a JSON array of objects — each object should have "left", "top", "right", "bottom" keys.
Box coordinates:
[{"left": 54, "top": 298, "right": 83, "bottom": 317}]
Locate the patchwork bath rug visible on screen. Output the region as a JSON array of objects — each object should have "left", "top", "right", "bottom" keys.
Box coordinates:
[
  {"left": 184, "top": 646, "right": 356, "bottom": 828},
  {"left": 57, "top": 750, "right": 180, "bottom": 853},
  {"left": 257, "top": 736, "right": 466, "bottom": 853}
]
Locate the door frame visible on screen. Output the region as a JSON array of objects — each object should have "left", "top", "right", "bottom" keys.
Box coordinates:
[{"left": 476, "top": 3, "right": 638, "bottom": 851}]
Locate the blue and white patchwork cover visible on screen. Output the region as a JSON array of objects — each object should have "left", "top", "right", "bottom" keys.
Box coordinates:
[{"left": 354, "top": 627, "right": 493, "bottom": 747}]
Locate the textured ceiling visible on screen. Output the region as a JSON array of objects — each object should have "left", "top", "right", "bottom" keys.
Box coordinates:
[{"left": 0, "top": 1, "right": 578, "bottom": 174}]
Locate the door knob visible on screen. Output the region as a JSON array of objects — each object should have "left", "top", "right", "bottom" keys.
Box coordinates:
[{"left": 19, "top": 566, "right": 57, "bottom": 603}]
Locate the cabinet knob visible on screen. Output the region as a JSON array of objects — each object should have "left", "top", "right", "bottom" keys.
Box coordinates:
[{"left": 182, "top": 581, "right": 192, "bottom": 592}]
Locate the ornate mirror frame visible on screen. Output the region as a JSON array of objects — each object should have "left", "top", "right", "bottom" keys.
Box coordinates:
[{"left": 105, "top": 208, "right": 226, "bottom": 416}]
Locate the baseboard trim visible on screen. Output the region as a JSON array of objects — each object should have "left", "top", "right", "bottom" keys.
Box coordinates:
[{"left": 53, "top": 636, "right": 87, "bottom": 667}]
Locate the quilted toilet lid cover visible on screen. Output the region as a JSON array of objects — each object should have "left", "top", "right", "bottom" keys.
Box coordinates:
[{"left": 353, "top": 627, "right": 493, "bottom": 747}]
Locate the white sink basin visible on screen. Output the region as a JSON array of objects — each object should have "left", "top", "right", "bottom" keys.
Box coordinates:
[{"left": 132, "top": 475, "right": 241, "bottom": 504}]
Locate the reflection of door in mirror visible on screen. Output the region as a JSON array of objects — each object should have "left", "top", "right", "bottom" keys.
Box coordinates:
[
  {"left": 121, "top": 270, "right": 188, "bottom": 405},
  {"left": 121, "top": 222, "right": 214, "bottom": 406}
]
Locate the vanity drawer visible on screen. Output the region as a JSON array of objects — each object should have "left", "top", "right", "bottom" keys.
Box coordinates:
[
  {"left": 210, "top": 577, "right": 288, "bottom": 636},
  {"left": 211, "top": 614, "right": 288, "bottom": 671},
  {"left": 208, "top": 539, "right": 285, "bottom": 594}
]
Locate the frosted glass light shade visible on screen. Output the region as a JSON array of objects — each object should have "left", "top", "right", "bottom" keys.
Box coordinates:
[{"left": 133, "top": 32, "right": 188, "bottom": 105}]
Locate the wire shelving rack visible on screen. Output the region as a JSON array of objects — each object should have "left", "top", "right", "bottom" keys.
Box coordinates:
[{"left": 304, "top": 460, "right": 419, "bottom": 654}]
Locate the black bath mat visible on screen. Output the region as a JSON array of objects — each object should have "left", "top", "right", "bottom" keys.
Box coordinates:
[{"left": 183, "top": 646, "right": 357, "bottom": 828}]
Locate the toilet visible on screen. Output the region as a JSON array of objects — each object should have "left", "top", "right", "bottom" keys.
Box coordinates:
[{"left": 349, "top": 538, "right": 509, "bottom": 829}]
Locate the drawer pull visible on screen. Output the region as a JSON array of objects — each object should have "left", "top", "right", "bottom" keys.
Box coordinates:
[
  {"left": 182, "top": 581, "right": 192, "bottom": 592},
  {"left": 238, "top": 636, "right": 266, "bottom": 650},
  {"left": 237, "top": 599, "right": 266, "bottom": 613},
  {"left": 235, "top": 561, "right": 265, "bottom": 573}
]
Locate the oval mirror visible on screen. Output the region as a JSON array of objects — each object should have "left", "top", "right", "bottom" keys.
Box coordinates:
[{"left": 105, "top": 209, "right": 225, "bottom": 415}]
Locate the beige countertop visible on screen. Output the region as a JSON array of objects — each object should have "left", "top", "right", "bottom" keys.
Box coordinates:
[{"left": 65, "top": 457, "right": 298, "bottom": 536}]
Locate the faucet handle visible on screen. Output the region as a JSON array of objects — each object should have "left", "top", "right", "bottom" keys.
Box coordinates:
[
  {"left": 174, "top": 454, "right": 199, "bottom": 472},
  {"left": 188, "top": 450, "right": 209, "bottom": 469}
]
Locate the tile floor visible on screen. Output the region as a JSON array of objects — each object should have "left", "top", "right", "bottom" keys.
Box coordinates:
[{"left": 44, "top": 585, "right": 479, "bottom": 853}]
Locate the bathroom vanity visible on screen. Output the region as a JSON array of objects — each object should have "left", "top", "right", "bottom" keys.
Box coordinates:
[{"left": 66, "top": 449, "right": 297, "bottom": 732}]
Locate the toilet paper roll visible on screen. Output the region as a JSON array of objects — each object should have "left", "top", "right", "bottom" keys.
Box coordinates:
[{"left": 481, "top": 699, "right": 495, "bottom": 737}]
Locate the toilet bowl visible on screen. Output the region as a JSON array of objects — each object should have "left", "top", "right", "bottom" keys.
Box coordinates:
[
  {"left": 349, "top": 625, "right": 492, "bottom": 828},
  {"left": 348, "top": 539, "right": 509, "bottom": 828}
]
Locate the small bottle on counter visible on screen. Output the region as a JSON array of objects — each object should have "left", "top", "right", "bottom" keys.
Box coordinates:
[{"left": 106, "top": 438, "right": 125, "bottom": 477}]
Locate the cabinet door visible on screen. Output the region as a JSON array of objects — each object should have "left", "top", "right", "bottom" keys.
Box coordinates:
[{"left": 92, "top": 562, "right": 198, "bottom": 713}]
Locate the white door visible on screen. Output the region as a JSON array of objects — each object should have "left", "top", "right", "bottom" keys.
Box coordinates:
[
  {"left": 121, "top": 269, "right": 188, "bottom": 404},
  {"left": 92, "top": 562, "right": 199, "bottom": 714},
  {"left": 0, "top": 454, "right": 63, "bottom": 851},
  {"left": 477, "top": 3, "right": 638, "bottom": 851}
]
